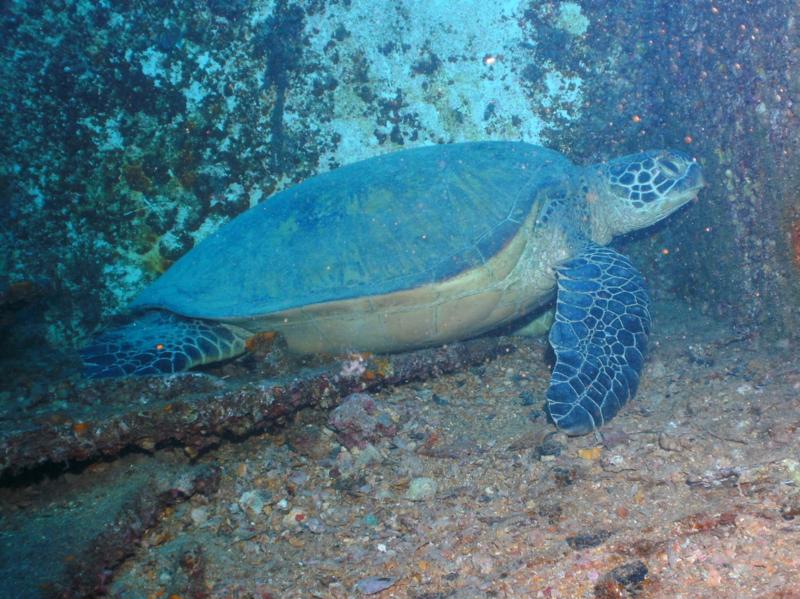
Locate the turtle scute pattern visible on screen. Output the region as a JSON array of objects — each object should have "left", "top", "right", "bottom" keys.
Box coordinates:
[{"left": 546, "top": 244, "right": 651, "bottom": 435}]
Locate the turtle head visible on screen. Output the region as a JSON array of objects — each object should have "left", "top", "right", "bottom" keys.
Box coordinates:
[{"left": 589, "top": 150, "right": 704, "bottom": 243}]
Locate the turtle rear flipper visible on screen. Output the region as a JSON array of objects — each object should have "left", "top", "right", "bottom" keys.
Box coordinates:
[
  {"left": 546, "top": 245, "right": 651, "bottom": 435},
  {"left": 80, "top": 311, "right": 249, "bottom": 379}
]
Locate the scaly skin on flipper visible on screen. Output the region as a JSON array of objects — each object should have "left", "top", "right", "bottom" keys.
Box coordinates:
[
  {"left": 80, "top": 311, "right": 250, "bottom": 378},
  {"left": 546, "top": 244, "right": 650, "bottom": 435}
]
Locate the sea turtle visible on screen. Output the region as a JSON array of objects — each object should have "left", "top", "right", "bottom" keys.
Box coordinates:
[{"left": 81, "top": 141, "right": 703, "bottom": 435}]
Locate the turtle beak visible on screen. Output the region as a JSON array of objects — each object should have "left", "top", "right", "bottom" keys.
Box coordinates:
[
  {"left": 681, "top": 161, "right": 705, "bottom": 192},
  {"left": 669, "top": 161, "right": 704, "bottom": 209}
]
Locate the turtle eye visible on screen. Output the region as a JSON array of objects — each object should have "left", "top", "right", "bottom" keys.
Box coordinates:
[{"left": 659, "top": 159, "right": 680, "bottom": 177}]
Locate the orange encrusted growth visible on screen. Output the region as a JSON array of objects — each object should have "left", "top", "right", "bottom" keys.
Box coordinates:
[
  {"left": 245, "top": 330, "right": 279, "bottom": 353},
  {"left": 791, "top": 218, "right": 800, "bottom": 269}
]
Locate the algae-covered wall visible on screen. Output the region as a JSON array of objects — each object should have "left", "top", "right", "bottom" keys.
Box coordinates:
[
  {"left": 1, "top": 0, "right": 798, "bottom": 357},
  {"left": 564, "top": 0, "right": 800, "bottom": 338}
]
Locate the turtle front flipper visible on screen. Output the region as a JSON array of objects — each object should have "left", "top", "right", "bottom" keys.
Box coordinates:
[
  {"left": 546, "top": 245, "right": 651, "bottom": 435},
  {"left": 80, "top": 311, "right": 250, "bottom": 379}
]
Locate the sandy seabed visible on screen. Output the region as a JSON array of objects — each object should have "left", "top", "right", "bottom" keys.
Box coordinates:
[{"left": 3, "top": 297, "right": 799, "bottom": 598}]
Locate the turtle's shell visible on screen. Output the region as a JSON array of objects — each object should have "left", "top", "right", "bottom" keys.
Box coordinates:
[{"left": 131, "top": 141, "right": 571, "bottom": 319}]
